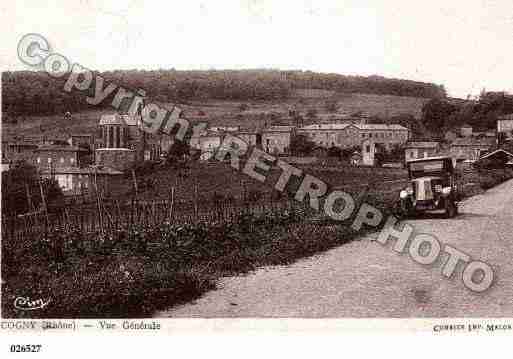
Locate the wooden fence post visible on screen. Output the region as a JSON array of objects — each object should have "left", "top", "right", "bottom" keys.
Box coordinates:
[
  {"left": 194, "top": 183, "right": 199, "bottom": 222},
  {"left": 168, "top": 187, "right": 175, "bottom": 222},
  {"left": 38, "top": 175, "right": 49, "bottom": 241}
]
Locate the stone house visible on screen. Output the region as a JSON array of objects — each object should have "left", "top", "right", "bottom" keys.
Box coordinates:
[
  {"left": 2, "top": 140, "right": 39, "bottom": 163},
  {"left": 404, "top": 141, "right": 441, "bottom": 162},
  {"left": 449, "top": 137, "right": 495, "bottom": 161},
  {"left": 68, "top": 133, "right": 95, "bottom": 150},
  {"left": 497, "top": 114, "right": 513, "bottom": 143},
  {"left": 460, "top": 124, "right": 473, "bottom": 137},
  {"left": 34, "top": 145, "right": 90, "bottom": 171},
  {"left": 235, "top": 129, "right": 260, "bottom": 148},
  {"left": 297, "top": 123, "right": 409, "bottom": 150},
  {"left": 262, "top": 125, "right": 296, "bottom": 155},
  {"left": 444, "top": 130, "right": 458, "bottom": 143},
  {"left": 40, "top": 166, "right": 123, "bottom": 195}
]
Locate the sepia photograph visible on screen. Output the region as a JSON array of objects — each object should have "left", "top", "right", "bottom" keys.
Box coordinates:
[{"left": 1, "top": 0, "right": 513, "bottom": 337}]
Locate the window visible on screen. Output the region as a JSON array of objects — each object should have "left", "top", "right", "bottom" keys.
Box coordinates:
[
  {"left": 37, "top": 157, "right": 41, "bottom": 164},
  {"left": 366, "top": 145, "right": 371, "bottom": 153},
  {"left": 47, "top": 157, "right": 52, "bottom": 163},
  {"left": 369, "top": 133, "right": 373, "bottom": 138},
  {"left": 70, "top": 157, "right": 75, "bottom": 164},
  {"left": 60, "top": 157, "right": 65, "bottom": 164}
]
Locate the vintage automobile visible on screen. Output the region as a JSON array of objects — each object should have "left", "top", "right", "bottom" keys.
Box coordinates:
[{"left": 399, "top": 156, "right": 459, "bottom": 218}]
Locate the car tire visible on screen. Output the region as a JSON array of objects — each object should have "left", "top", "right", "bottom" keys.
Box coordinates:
[
  {"left": 445, "top": 200, "right": 457, "bottom": 218},
  {"left": 400, "top": 200, "right": 414, "bottom": 218}
]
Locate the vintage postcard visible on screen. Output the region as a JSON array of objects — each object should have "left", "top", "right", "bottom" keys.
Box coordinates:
[{"left": 1, "top": 0, "right": 513, "bottom": 354}]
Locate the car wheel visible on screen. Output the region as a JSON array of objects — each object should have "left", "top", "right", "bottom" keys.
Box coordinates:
[
  {"left": 400, "top": 200, "right": 414, "bottom": 218},
  {"left": 445, "top": 200, "right": 457, "bottom": 218}
]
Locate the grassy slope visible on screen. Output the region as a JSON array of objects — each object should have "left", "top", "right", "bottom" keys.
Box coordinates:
[{"left": 2, "top": 91, "right": 429, "bottom": 138}]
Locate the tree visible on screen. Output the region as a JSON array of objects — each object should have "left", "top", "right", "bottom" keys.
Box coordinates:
[
  {"left": 421, "top": 99, "right": 458, "bottom": 134},
  {"left": 383, "top": 143, "right": 405, "bottom": 162},
  {"left": 327, "top": 146, "right": 342, "bottom": 158},
  {"left": 290, "top": 134, "right": 315, "bottom": 156},
  {"left": 341, "top": 145, "right": 361, "bottom": 161},
  {"left": 1, "top": 161, "right": 63, "bottom": 216},
  {"left": 165, "top": 139, "right": 192, "bottom": 166}
]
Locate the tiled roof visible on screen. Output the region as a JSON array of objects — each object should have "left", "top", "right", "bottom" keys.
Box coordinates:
[
  {"left": 299, "top": 123, "right": 408, "bottom": 131},
  {"left": 451, "top": 137, "right": 495, "bottom": 147},
  {"left": 263, "top": 125, "right": 296, "bottom": 132},
  {"left": 36, "top": 145, "right": 88, "bottom": 152},
  {"left": 41, "top": 165, "right": 123, "bottom": 175},
  {"left": 299, "top": 123, "right": 351, "bottom": 130},
  {"left": 478, "top": 149, "right": 513, "bottom": 161},
  {"left": 70, "top": 133, "right": 94, "bottom": 137},
  {"left": 355, "top": 124, "right": 408, "bottom": 131},
  {"left": 95, "top": 148, "right": 135, "bottom": 152},
  {"left": 99, "top": 113, "right": 140, "bottom": 126},
  {"left": 405, "top": 141, "right": 440, "bottom": 149},
  {"left": 498, "top": 113, "right": 513, "bottom": 120},
  {"left": 5, "top": 141, "right": 39, "bottom": 147}
]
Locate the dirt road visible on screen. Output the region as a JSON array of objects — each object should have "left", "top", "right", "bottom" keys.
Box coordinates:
[{"left": 156, "top": 179, "right": 513, "bottom": 317}]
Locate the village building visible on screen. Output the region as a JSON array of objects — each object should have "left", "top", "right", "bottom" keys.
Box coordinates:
[
  {"left": 40, "top": 135, "right": 69, "bottom": 146},
  {"left": 449, "top": 137, "right": 495, "bottom": 161},
  {"left": 2, "top": 139, "right": 39, "bottom": 163},
  {"left": 404, "top": 141, "right": 441, "bottom": 162},
  {"left": 68, "top": 133, "right": 95, "bottom": 150},
  {"left": 236, "top": 129, "right": 260, "bottom": 147},
  {"left": 460, "top": 123, "right": 473, "bottom": 137},
  {"left": 33, "top": 145, "right": 91, "bottom": 171},
  {"left": 262, "top": 125, "right": 296, "bottom": 155},
  {"left": 1, "top": 159, "right": 11, "bottom": 173},
  {"left": 209, "top": 126, "right": 240, "bottom": 133},
  {"left": 444, "top": 130, "right": 458, "bottom": 143},
  {"left": 470, "top": 130, "right": 497, "bottom": 141},
  {"left": 297, "top": 123, "right": 409, "bottom": 150},
  {"left": 96, "top": 112, "right": 162, "bottom": 169},
  {"left": 474, "top": 149, "right": 513, "bottom": 169},
  {"left": 40, "top": 166, "right": 123, "bottom": 195},
  {"left": 497, "top": 114, "right": 513, "bottom": 144},
  {"left": 361, "top": 139, "right": 376, "bottom": 166},
  {"left": 99, "top": 113, "right": 141, "bottom": 150}
]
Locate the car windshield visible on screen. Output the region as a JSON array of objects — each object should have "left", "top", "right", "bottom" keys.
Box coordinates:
[{"left": 409, "top": 160, "right": 449, "bottom": 178}]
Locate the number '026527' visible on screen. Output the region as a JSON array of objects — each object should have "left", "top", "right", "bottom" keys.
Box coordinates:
[{"left": 9, "top": 344, "right": 42, "bottom": 353}]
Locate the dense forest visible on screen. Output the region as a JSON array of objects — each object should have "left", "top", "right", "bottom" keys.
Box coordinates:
[
  {"left": 2, "top": 69, "right": 446, "bottom": 118},
  {"left": 421, "top": 91, "right": 513, "bottom": 132}
]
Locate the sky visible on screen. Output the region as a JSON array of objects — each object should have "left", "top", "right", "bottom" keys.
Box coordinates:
[{"left": 2, "top": 0, "right": 512, "bottom": 98}]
